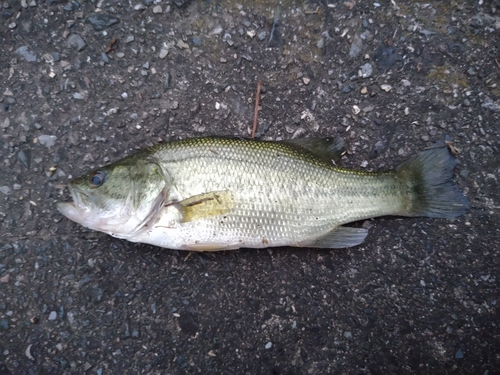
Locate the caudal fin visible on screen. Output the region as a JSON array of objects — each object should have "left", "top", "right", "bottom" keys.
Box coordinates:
[{"left": 396, "top": 147, "right": 469, "bottom": 218}]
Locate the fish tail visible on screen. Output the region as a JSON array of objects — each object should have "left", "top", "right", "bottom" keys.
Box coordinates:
[{"left": 396, "top": 147, "right": 469, "bottom": 218}]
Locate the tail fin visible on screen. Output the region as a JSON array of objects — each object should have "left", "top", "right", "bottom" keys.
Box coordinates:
[{"left": 396, "top": 147, "right": 469, "bottom": 218}]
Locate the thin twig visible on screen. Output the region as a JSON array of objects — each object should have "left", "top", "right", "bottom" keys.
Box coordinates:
[{"left": 252, "top": 81, "right": 262, "bottom": 139}]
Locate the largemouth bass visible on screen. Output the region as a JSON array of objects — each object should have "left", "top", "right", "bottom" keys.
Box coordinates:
[{"left": 58, "top": 137, "right": 469, "bottom": 251}]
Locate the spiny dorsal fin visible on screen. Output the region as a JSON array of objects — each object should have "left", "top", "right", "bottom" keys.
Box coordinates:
[{"left": 282, "top": 137, "right": 346, "bottom": 163}]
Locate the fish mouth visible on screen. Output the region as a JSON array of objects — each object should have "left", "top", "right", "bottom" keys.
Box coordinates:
[{"left": 57, "top": 184, "right": 92, "bottom": 224}]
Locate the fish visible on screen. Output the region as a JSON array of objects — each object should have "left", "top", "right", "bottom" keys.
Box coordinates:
[{"left": 57, "top": 137, "right": 469, "bottom": 251}]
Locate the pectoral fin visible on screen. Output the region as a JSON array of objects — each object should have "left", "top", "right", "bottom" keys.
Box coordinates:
[
  {"left": 298, "top": 226, "right": 368, "bottom": 249},
  {"left": 177, "top": 190, "right": 235, "bottom": 223}
]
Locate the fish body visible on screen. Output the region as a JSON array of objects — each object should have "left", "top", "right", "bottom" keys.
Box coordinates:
[{"left": 58, "top": 137, "right": 469, "bottom": 251}]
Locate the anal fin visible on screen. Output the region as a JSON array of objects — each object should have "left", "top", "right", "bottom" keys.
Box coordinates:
[{"left": 298, "top": 226, "right": 368, "bottom": 249}]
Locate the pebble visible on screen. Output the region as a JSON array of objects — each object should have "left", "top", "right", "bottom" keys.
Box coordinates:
[
  {"left": 66, "top": 34, "right": 86, "bottom": 52},
  {"left": 211, "top": 26, "right": 223, "bottom": 35},
  {"left": 8, "top": 22, "right": 16, "bottom": 29},
  {"left": 48, "top": 311, "right": 57, "bottom": 320},
  {"left": 302, "top": 77, "right": 310, "bottom": 85},
  {"left": 73, "top": 92, "right": 84, "bottom": 100},
  {"left": 1, "top": 117, "right": 10, "bottom": 129},
  {"left": 352, "top": 105, "right": 360, "bottom": 115},
  {"left": 455, "top": 348, "right": 464, "bottom": 359},
  {"left": 86, "top": 13, "right": 120, "bottom": 31},
  {"left": 177, "top": 40, "right": 189, "bottom": 49},
  {"left": 246, "top": 30, "right": 256, "bottom": 38},
  {"left": 0, "top": 186, "right": 12, "bottom": 195},
  {"left": 359, "top": 62, "right": 373, "bottom": 78},
  {"left": 3, "top": 88, "right": 13, "bottom": 96},
  {"left": 344, "top": 331, "right": 352, "bottom": 339},
  {"left": 16, "top": 46, "right": 37, "bottom": 62},
  {"left": 134, "top": 3, "right": 146, "bottom": 10},
  {"left": 360, "top": 86, "right": 368, "bottom": 95},
  {"left": 317, "top": 38, "right": 325, "bottom": 49},
  {"left": 125, "top": 35, "right": 135, "bottom": 43},
  {"left": 265, "top": 342, "right": 272, "bottom": 349},
  {"left": 38, "top": 135, "right": 57, "bottom": 148},
  {"left": 18, "top": 149, "right": 30, "bottom": 169},
  {"left": 159, "top": 48, "right": 169, "bottom": 59},
  {"left": 257, "top": 31, "right": 267, "bottom": 41},
  {"left": 101, "top": 53, "right": 109, "bottom": 63},
  {"left": 192, "top": 36, "right": 201, "bottom": 46},
  {"left": 380, "top": 84, "right": 392, "bottom": 92},
  {"left": 153, "top": 5, "right": 162, "bottom": 13}
]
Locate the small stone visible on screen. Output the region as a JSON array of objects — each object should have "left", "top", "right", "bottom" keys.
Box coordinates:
[
  {"left": 125, "top": 35, "right": 135, "bottom": 43},
  {"left": 317, "top": 38, "right": 324, "bottom": 49},
  {"left": 153, "top": 5, "right": 162, "bottom": 13},
  {"left": 344, "top": 331, "right": 352, "bottom": 339},
  {"left": 192, "top": 36, "right": 201, "bottom": 46},
  {"left": 1, "top": 117, "right": 10, "bottom": 129},
  {"left": 159, "top": 48, "right": 169, "bottom": 59},
  {"left": 246, "top": 30, "right": 256, "bottom": 38},
  {"left": 48, "top": 311, "right": 57, "bottom": 320},
  {"left": 38, "top": 135, "right": 57, "bottom": 148},
  {"left": 8, "top": 22, "right": 16, "bottom": 29},
  {"left": 0, "top": 186, "right": 12, "bottom": 195},
  {"left": 211, "top": 26, "right": 223, "bottom": 35},
  {"left": 73, "top": 92, "right": 84, "bottom": 100},
  {"left": 404, "top": 107, "right": 410, "bottom": 115},
  {"left": 360, "top": 86, "right": 368, "bottom": 94},
  {"left": 265, "top": 342, "right": 272, "bottom": 349},
  {"left": 177, "top": 40, "right": 189, "bottom": 49},
  {"left": 101, "top": 53, "right": 109, "bottom": 63},
  {"left": 116, "top": 52, "right": 125, "bottom": 58},
  {"left": 66, "top": 34, "right": 86, "bottom": 52},
  {"left": 359, "top": 62, "right": 373, "bottom": 78},
  {"left": 134, "top": 3, "right": 146, "bottom": 10},
  {"left": 18, "top": 149, "right": 30, "bottom": 169},
  {"left": 13, "top": 184, "right": 21, "bottom": 191},
  {"left": 302, "top": 77, "right": 310, "bottom": 85},
  {"left": 121, "top": 92, "right": 128, "bottom": 99},
  {"left": 3, "top": 88, "right": 13, "bottom": 96},
  {"left": 86, "top": 13, "right": 120, "bottom": 31},
  {"left": 257, "top": 31, "right": 267, "bottom": 41},
  {"left": 49, "top": 71, "right": 56, "bottom": 78},
  {"left": 21, "top": 0, "right": 28, "bottom": 8},
  {"left": 352, "top": 105, "right": 360, "bottom": 115},
  {"left": 16, "top": 46, "right": 37, "bottom": 62},
  {"left": 455, "top": 348, "right": 464, "bottom": 359},
  {"left": 142, "top": 61, "right": 150, "bottom": 69},
  {"left": 380, "top": 84, "right": 392, "bottom": 92}
]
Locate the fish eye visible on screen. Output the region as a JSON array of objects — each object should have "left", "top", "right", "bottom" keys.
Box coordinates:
[{"left": 88, "top": 171, "right": 107, "bottom": 188}]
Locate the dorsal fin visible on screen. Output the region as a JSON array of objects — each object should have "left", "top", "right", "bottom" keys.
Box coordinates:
[{"left": 281, "top": 137, "right": 346, "bottom": 163}]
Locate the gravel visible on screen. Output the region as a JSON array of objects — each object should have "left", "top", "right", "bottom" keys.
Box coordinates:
[{"left": 0, "top": 1, "right": 498, "bottom": 374}]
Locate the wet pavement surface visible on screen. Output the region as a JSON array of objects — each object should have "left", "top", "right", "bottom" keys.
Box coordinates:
[{"left": 1, "top": 0, "right": 499, "bottom": 374}]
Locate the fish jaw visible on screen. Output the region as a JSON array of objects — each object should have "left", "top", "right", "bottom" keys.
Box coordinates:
[{"left": 57, "top": 184, "right": 95, "bottom": 228}]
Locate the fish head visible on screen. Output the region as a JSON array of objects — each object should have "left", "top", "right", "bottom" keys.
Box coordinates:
[{"left": 58, "top": 155, "right": 167, "bottom": 237}]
